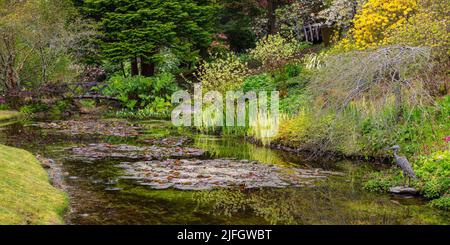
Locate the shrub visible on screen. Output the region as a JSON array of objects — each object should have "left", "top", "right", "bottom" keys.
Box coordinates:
[
  {"left": 384, "top": 0, "right": 450, "bottom": 57},
  {"left": 429, "top": 196, "right": 450, "bottom": 211},
  {"left": 280, "top": 90, "right": 309, "bottom": 115},
  {"left": 0, "top": 103, "right": 9, "bottom": 110},
  {"left": 242, "top": 74, "right": 275, "bottom": 92},
  {"left": 363, "top": 178, "right": 393, "bottom": 193},
  {"left": 19, "top": 104, "right": 49, "bottom": 115},
  {"left": 363, "top": 170, "right": 403, "bottom": 192},
  {"left": 101, "top": 73, "right": 178, "bottom": 110},
  {"left": 415, "top": 151, "right": 450, "bottom": 199},
  {"left": 197, "top": 53, "right": 248, "bottom": 93},
  {"left": 336, "top": 0, "right": 418, "bottom": 50},
  {"left": 249, "top": 34, "right": 301, "bottom": 67}
]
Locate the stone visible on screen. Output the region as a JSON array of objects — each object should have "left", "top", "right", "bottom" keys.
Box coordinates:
[
  {"left": 389, "top": 186, "right": 419, "bottom": 195},
  {"left": 34, "top": 120, "right": 141, "bottom": 137},
  {"left": 69, "top": 143, "right": 205, "bottom": 161},
  {"left": 117, "top": 158, "right": 343, "bottom": 191}
]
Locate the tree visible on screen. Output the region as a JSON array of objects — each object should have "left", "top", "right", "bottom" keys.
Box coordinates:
[
  {"left": 80, "top": 0, "right": 217, "bottom": 77},
  {"left": 0, "top": 0, "right": 82, "bottom": 95},
  {"left": 216, "top": 0, "right": 261, "bottom": 52},
  {"left": 319, "top": 0, "right": 364, "bottom": 31},
  {"left": 251, "top": 0, "right": 325, "bottom": 39}
]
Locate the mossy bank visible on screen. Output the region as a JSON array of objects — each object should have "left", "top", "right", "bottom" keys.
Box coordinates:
[
  {"left": 0, "top": 144, "right": 68, "bottom": 224},
  {"left": 0, "top": 111, "right": 22, "bottom": 122}
]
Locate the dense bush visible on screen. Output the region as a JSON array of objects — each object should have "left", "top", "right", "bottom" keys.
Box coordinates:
[
  {"left": 415, "top": 151, "right": 450, "bottom": 199},
  {"left": 249, "top": 34, "right": 308, "bottom": 67},
  {"left": 429, "top": 196, "right": 450, "bottom": 211},
  {"left": 363, "top": 169, "right": 404, "bottom": 192},
  {"left": 101, "top": 73, "right": 178, "bottom": 111},
  {"left": 337, "top": 0, "right": 418, "bottom": 50},
  {"left": 197, "top": 53, "right": 248, "bottom": 93},
  {"left": 242, "top": 74, "right": 275, "bottom": 92}
]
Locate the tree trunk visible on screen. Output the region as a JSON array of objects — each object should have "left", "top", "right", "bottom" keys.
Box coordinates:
[
  {"left": 120, "top": 62, "right": 127, "bottom": 77},
  {"left": 267, "top": 0, "right": 278, "bottom": 35},
  {"left": 140, "top": 60, "right": 155, "bottom": 77},
  {"left": 131, "top": 57, "right": 139, "bottom": 76},
  {"left": 2, "top": 55, "right": 19, "bottom": 91}
]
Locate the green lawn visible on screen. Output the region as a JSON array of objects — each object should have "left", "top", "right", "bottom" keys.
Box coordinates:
[
  {"left": 0, "top": 110, "right": 21, "bottom": 121},
  {"left": 0, "top": 144, "right": 68, "bottom": 224}
]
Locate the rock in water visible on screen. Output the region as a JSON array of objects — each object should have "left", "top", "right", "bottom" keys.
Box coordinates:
[
  {"left": 389, "top": 186, "right": 419, "bottom": 195},
  {"left": 117, "top": 159, "right": 343, "bottom": 190},
  {"left": 69, "top": 143, "right": 205, "bottom": 161}
]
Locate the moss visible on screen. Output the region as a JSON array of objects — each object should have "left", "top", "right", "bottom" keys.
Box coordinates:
[
  {"left": 0, "top": 110, "right": 21, "bottom": 121},
  {"left": 0, "top": 144, "right": 68, "bottom": 224},
  {"left": 429, "top": 196, "right": 450, "bottom": 211},
  {"left": 121, "top": 187, "right": 194, "bottom": 201}
]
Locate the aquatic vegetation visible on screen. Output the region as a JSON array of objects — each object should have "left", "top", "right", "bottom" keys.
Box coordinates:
[
  {"left": 69, "top": 143, "right": 205, "bottom": 161},
  {"left": 429, "top": 196, "right": 450, "bottom": 211},
  {"left": 117, "top": 158, "right": 341, "bottom": 190},
  {"left": 35, "top": 120, "right": 141, "bottom": 137}
]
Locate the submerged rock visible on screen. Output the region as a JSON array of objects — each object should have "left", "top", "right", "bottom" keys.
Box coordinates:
[
  {"left": 117, "top": 159, "right": 342, "bottom": 190},
  {"left": 389, "top": 186, "right": 419, "bottom": 195},
  {"left": 69, "top": 143, "right": 205, "bottom": 161},
  {"left": 35, "top": 155, "right": 67, "bottom": 191},
  {"left": 104, "top": 187, "right": 123, "bottom": 192},
  {"left": 34, "top": 120, "right": 141, "bottom": 137},
  {"left": 142, "top": 136, "right": 193, "bottom": 147}
]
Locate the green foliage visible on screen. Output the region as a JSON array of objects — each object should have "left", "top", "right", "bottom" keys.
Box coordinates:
[
  {"left": 19, "top": 104, "right": 49, "bottom": 115},
  {"left": 101, "top": 73, "right": 178, "bottom": 110},
  {"left": 217, "top": 0, "right": 261, "bottom": 52},
  {"left": 249, "top": 34, "right": 306, "bottom": 67},
  {"left": 363, "top": 170, "right": 402, "bottom": 193},
  {"left": 429, "top": 196, "right": 450, "bottom": 211},
  {"left": 415, "top": 151, "right": 450, "bottom": 199},
  {"left": 283, "top": 62, "right": 303, "bottom": 78},
  {"left": 0, "top": 0, "right": 85, "bottom": 93},
  {"left": 279, "top": 90, "right": 309, "bottom": 115},
  {"left": 242, "top": 74, "right": 275, "bottom": 92},
  {"left": 112, "top": 97, "right": 173, "bottom": 120},
  {"left": 0, "top": 104, "right": 10, "bottom": 110},
  {"left": 80, "top": 0, "right": 217, "bottom": 69},
  {"left": 197, "top": 53, "right": 248, "bottom": 93}
]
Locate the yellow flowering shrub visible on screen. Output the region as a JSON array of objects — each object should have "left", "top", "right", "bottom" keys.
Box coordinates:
[
  {"left": 336, "top": 0, "right": 418, "bottom": 50},
  {"left": 384, "top": 0, "right": 449, "bottom": 55},
  {"left": 197, "top": 53, "right": 248, "bottom": 93},
  {"left": 250, "top": 34, "right": 298, "bottom": 66}
]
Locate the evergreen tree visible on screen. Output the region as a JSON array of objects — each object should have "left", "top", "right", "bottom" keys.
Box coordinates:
[{"left": 80, "top": 0, "right": 216, "bottom": 76}]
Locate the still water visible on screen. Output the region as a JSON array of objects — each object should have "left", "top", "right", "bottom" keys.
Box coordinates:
[{"left": 0, "top": 117, "right": 448, "bottom": 224}]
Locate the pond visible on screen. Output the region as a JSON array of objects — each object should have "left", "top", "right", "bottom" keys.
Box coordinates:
[{"left": 0, "top": 116, "right": 448, "bottom": 225}]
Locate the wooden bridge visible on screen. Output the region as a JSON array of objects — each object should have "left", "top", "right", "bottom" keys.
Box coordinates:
[{"left": 302, "top": 23, "right": 323, "bottom": 43}]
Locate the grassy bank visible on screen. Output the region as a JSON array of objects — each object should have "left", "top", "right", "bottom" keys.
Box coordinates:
[
  {"left": 0, "top": 144, "right": 68, "bottom": 224},
  {"left": 0, "top": 111, "right": 21, "bottom": 121}
]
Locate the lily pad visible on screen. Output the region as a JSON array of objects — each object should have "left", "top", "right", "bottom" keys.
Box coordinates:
[
  {"left": 34, "top": 120, "right": 141, "bottom": 137},
  {"left": 69, "top": 143, "right": 205, "bottom": 161},
  {"left": 117, "top": 159, "right": 343, "bottom": 190}
]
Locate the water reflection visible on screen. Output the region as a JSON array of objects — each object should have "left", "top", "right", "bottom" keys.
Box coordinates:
[{"left": 0, "top": 120, "right": 448, "bottom": 224}]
